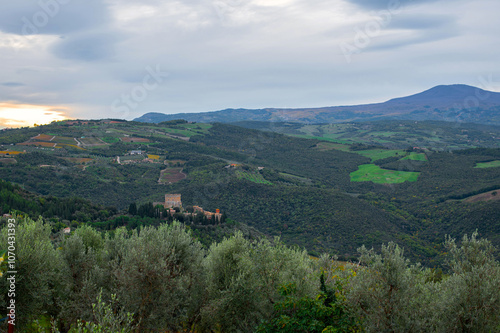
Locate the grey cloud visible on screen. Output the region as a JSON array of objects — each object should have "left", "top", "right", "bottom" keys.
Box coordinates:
[
  {"left": 390, "top": 14, "right": 456, "bottom": 30},
  {"left": 1, "top": 82, "right": 25, "bottom": 87},
  {"left": 347, "top": 0, "right": 439, "bottom": 10},
  {"left": 366, "top": 28, "right": 459, "bottom": 52},
  {"left": 0, "top": 0, "right": 498, "bottom": 122},
  {"left": 50, "top": 32, "right": 123, "bottom": 61},
  {"left": 0, "top": 0, "right": 109, "bottom": 36},
  {"left": 364, "top": 13, "right": 459, "bottom": 51}
]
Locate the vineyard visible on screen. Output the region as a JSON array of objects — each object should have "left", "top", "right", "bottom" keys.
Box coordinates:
[
  {"left": 159, "top": 168, "right": 186, "bottom": 184},
  {"left": 235, "top": 170, "right": 273, "bottom": 185}
]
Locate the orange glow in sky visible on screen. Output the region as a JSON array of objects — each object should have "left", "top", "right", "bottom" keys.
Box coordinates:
[{"left": 0, "top": 103, "right": 71, "bottom": 128}]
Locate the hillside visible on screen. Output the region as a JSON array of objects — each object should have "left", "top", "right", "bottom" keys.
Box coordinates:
[
  {"left": 0, "top": 119, "right": 499, "bottom": 263},
  {"left": 233, "top": 120, "right": 500, "bottom": 150},
  {"left": 134, "top": 84, "right": 500, "bottom": 125}
]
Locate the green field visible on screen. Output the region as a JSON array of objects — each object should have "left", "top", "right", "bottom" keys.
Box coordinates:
[
  {"left": 475, "top": 160, "right": 500, "bottom": 168},
  {"left": 235, "top": 170, "right": 273, "bottom": 185},
  {"left": 101, "top": 137, "right": 121, "bottom": 143},
  {"left": 402, "top": 152, "right": 427, "bottom": 161},
  {"left": 354, "top": 149, "right": 407, "bottom": 161},
  {"left": 80, "top": 137, "right": 107, "bottom": 146},
  {"left": 350, "top": 164, "right": 420, "bottom": 184}
]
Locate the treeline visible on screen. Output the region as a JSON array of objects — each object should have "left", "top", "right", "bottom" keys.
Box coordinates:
[
  {"left": 0, "top": 180, "right": 117, "bottom": 225},
  {"left": 1, "top": 216, "right": 499, "bottom": 332},
  {"left": 0, "top": 180, "right": 253, "bottom": 255},
  {"left": 127, "top": 201, "right": 228, "bottom": 225}
]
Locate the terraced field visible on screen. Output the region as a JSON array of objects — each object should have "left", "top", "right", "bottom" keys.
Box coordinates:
[
  {"left": 33, "top": 134, "right": 54, "bottom": 141},
  {"left": 18, "top": 141, "right": 56, "bottom": 148},
  {"left": 159, "top": 168, "right": 186, "bottom": 184},
  {"left": 0, "top": 151, "right": 23, "bottom": 155},
  {"left": 121, "top": 137, "right": 151, "bottom": 143}
]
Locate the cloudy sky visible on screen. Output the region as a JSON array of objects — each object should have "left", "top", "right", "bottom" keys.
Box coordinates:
[{"left": 0, "top": 0, "right": 499, "bottom": 126}]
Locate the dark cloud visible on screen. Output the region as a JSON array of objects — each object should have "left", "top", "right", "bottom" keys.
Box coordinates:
[
  {"left": 0, "top": 0, "right": 498, "bottom": 121},
  {"left": 0, "top": 0, "right": 109, "bottom": 36},
  {"left": 1, "top": 82, "right": 25, "bottom": 87},
  {"left": 364, "top": 14, "right": 459, "bottom": 51},
  {"left": 50, "top": 32, "right": 122, "bottom": 61}
]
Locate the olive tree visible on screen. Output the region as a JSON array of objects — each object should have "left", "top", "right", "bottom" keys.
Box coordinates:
[
  {"left": 59, "top": 225, "right": 109, "bottom": 328},
  {"left": 346, "top": 242, "right": 438, "bottom": 332},
  {"left": 201, "top": 232, "right": 315, "bottom": 332},
  {"left": 110, "top": 222, "right": 205, "bottom": 331},
  {"left": 437, "top": 232, "right": 500, "bottom": 332},
  {"left": 0, "top": 215, "right": 66, "bottom": 328}
]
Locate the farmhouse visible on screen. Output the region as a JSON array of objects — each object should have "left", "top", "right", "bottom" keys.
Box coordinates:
[
  {"left": 191, "top": 206, "right": 222, "bottom": 222},
  {"left": 154, "top": 194, "right": 223, "bottom": 222},
  {"left": 165, "top": 194, "right": 182, "bottom": 208}
]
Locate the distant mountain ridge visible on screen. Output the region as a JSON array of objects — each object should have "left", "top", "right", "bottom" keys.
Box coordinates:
[{"left": 134, "top": 84, "right": 500, "bottom": 125}]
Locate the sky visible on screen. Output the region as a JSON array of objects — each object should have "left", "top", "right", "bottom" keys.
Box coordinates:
[{"left": 1, "top": 0, "right": 499, "bottom": 127}]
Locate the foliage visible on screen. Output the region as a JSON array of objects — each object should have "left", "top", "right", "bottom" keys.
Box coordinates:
[
  {"left": 200, "top": 233, "right": 315, "bottom": 332},
  {"left": 346, "top": 243, "right": 437, "bottom": 332},
  {"left": 257, "top": 278, "right": 360, "bottom": 333},
  {"left": 183, "top": 179, "right": 411, "bottom": 259},
  {"left": 0, "top": 215, "right": 66, "bottom": 327},
  {"left": 0, "top": 216, "right": 499, "bottom": 332},
  {"left": 72, "top": 291, "right": 137, "bottom": 333},
  {"left": 437, "top": 232, "right": 500, "bottom": 332},
  {"left": 109, "top": 222, "right": 205, "bottom": 331}
]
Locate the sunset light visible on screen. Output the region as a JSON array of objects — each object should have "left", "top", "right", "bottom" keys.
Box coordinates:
[{"left": 0, "top": 103, "right": 71, "bottom": 128}]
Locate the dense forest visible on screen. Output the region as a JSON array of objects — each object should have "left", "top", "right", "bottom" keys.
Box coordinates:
[
  {"left": 0, "top": 179, "right": 261, "bottom": 250},
  {"left": 1, "top": 215, "right": 499, "bottom": 332}
]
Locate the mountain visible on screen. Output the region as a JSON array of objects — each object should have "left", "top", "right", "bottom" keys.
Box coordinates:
[
  {"left": 386, "top": 84, "right": 500, "bottom": 106},
  {"left": 134, "top": 84, "right": 500, "bottom": 125}
]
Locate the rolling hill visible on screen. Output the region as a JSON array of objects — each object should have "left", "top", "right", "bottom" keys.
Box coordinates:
[
  {"left": 0, "top": 119, "right": 498, "bottom": 264},
  {"left": 134, "top": 84, "right": 500, "bottom": 125}
]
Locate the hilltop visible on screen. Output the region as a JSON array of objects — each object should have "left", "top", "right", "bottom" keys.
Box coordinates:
[{"left": 134, "top": 84, "right": 500, "bottom": 125}]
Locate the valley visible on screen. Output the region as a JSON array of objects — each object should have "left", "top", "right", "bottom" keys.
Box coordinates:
[{"left": 0, "top": 118, "right": 498, "bottom": 265}]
